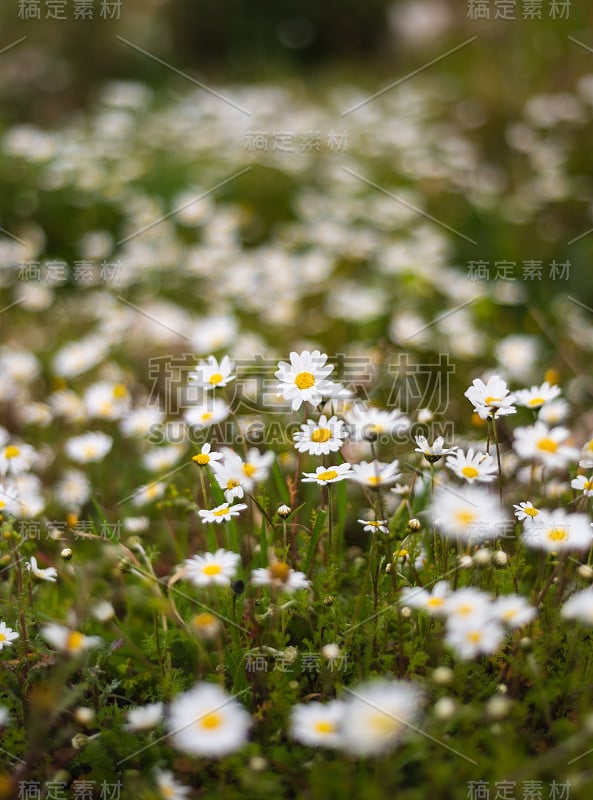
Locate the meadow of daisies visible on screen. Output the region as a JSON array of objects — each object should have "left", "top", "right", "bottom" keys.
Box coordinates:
[{"left": 4, "top": 22, "right": 593, "bottom": 799}]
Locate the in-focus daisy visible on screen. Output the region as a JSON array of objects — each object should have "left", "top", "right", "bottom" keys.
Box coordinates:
[
  {"left": 0, "top": 442, "right": 35, "bottom": 476},
  {"left": 155, "top": 769, "right": 191, "bottom": 800},
  {"left": 514, "top": 381, "right": 561, "bottom": 410},
  {"left": 191, "top": 443, "right": 223, "bottom": 467},
  {"left": 275, "top": 350, "right": 338, "bottom": 411},
  {"left": 184, "top": 398, "right": 230, "bottom": 430},
  {"left": 513, "top": 501, "right": 540, "bottom": 523},
  {"left": 251, "top": 562, "right": 310, "bottom": 593},
  {"left": 301, "top": 463, "right": 352, "bottom": 485},
  {"left": 189, "top": 354, "right": 235, "bottom": 392},
  {"left": 0, "top": 621, "right": 19, "bottom": 650},
  {"left": 65, "top": 432, "right": 113, "bottom": 464},
  {"left": 345, "top": 403, "right": 409, "bottom": 442},
  {"left": 400, "top": 580, "right": 450, "bottom": 616},
  {"left": 293, "top": 415, "right": 349, "bottom": 456},
  {"left": 290, "top": 700, "right": 345, "bottom": 748},
  {"left": 431, "top": 484, "right": 508, "bottom": 544},
  {"left": 561, "top": 588, "right": 593, "bottom": 624},
  {"left": 445, "top": 619, "right": 505, "bottom": 660},
  {"left": 521, "top": 509, "right": 592, "bottom": 552},
  {"left": 125, "top": 702, "right": 164, "bottom": 732},
  {"left": 445, "top": 448, "right": 497, "bottom": 483},
  {"left": 349, "top": 459, "right": 401, "bottom": 489},
  {"left": 358, "top": 519, "right": 389, "bottom": 534},
  {"left": 41, "top": 624, "right": 102, "bottom": 654},
  {"left": 492, "top": 595, "right": 536, "bottom": 628},
  {"left": 167, "top": 682, "right": 250, "bottom": 757},
  {"left": 414, "top": 435, "right": 457, "bottom": 463},
  {"left": 183, "top": 549, "right": 240, "bottom": 586},
  {"left": 210, "top": 448, "right": 274, "bottom": 502},
  {"left": 340, "top": 679, "right": 421, "bottom": 756},
  {"left": 571, "top": 475, "right": 593, "bottom": 497},
  {"left": 198, "top": 502, "right": 248, "bottom": 525},
  {"left": 465, "top": 375, "right": 516, "bottom": 420},
  {"left": 26, "top": 556, "right": 57, "bottom": 583},
  {"left": 513, "top": 422, "right": 578, "bottom": 470}
]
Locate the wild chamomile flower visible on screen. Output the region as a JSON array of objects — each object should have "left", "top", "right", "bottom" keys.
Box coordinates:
[
  {"left": 26, "top": 556, "right": 57, "bottom": 583},
  {"left": 83, "top": 381, "right": 131, "bottom": 420},
  {"left": 251, "top": 562, "right": 310, "bottom": 593},
  {"left": 290, "top": 700, "right": 345, "bottom": 748},
  {"left": 275, "top": 350, "right": 339, "bottom": 411},
  {"left": 142, "top": 445, "right": 185, "bottom": 472},
  {"left": 414, "top": 435, "right": 457, "bottom": 463},
  {"left": 293, "top": 415, "right": 348, "bottom": 456},
  {"left": 192, "top": 443, "right": 223, "bottom": 466},
  {"left": 514, "top": 381, "right": 561, "bottom": 410},
  {"left": 400, "top": 580, "right": 451, "bottom": 616},
  {"left": 349, "top": 459, "right": 401, "bottom": 489},
  {"left": 184, "top": 398, "right": 230, "bottom": 430},
  {"left": 492, "top": 595, "right": 536, "bottom": 628},
  {"left": 210, "top": 447, "right": 274, "bottom": 502},
  {"left": 125, "top": 702, "right": 165, "bottom": 732},
  {"left": 465, "top": 375, "right": 516, "bottom": 420},
  {"left": 189, "top": 354, "right": 235, "bottom": 391},
  {"left": 513, "top": 422, "right": 578, "bottom": 470},
  {"left": 442, "top": 587, "right": 492, "bottom": 627},
  {"left": 579, "top": 436, "right": 593, "bottom": 469},
  {"left": 120, "top": 407, "right": 165, "bottom": 438},
  {"left": 445, "top": 619, "right": 505, "bottom": 660},
  {"left": 53, "top": 337, "right": 109, "bottom": 378},
  {"left": 538, "top": 399, "right": 569, "bottom": 426},
  {"left": 41, "top": 624, "right": 102, "bottom": 654},
  {"left": 571, "top": 475, "right": 593, "bottom": 497},
  {"left": 358, "top": 519, "right": 389, "bottom": 534},
  {"left": 340, "top": 679, "right": 421, "bottom": 756},
  {"left": 0, "top": 483, "right": 21, "bottom": 516},
  {"left": 65, "top": 432, "right": 113, "bottom": 464},
  {"left": 561, "top": 588, "right": 593, "bottom": 624},
  {"left": 301, "top": 463, "right": 352, "bottom": 485},
  {"left": 183, "top": 549, "right": 240, "bottom": 586},
  {"left": 0, "top": 622, "right": 19, "bottom": 650},
  {"left": 198, "top": 502, "right": 248, "bottom": 525},
  {"left": 513, "top": 501, "right": 540, "bottom": 523},
  {"left": 167, "top": 682, "right": 250, "bottom": 757},
  {"left": 445, "top": 448, "right": 497, "bottom": 483},
  {"left": 54, "top": 469, "right": 91, "bottom": 510},
  {"left": 0, "top": 442, "right": 35, "bottom": 476},
  {"left": 190, "top": 612, "right": 222, "bottom": 640},
  {"left": 131, "top": 482, "right": 166, "bottom": 507},
  {"left": 431, "top": 485, "right": 508, "bottom": 544},
  {"left": 521, "top": 509, "right": 592, "bottom": 552},
  {"left": 155, "top": 769, "right": 191, "bottom": 800},
  {"left": 345, "top": 403, "right": 409, "bottom": 442}
]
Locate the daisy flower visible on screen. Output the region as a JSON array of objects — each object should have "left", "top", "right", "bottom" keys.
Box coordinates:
[
  {"left": 26, "top": 556, "right": 57, "bottom": 583},
  {"left": 184, "top": 398, "right": 230, "bottom": 430},
  {"left": 155, "top": 770, "right": 191, "bottom": 800},
  {"left": 492, "top": 595, "right": 536, "bottom": 628},
  {"left": 0, "top": 442, "right": 35, "bottom": 476},
  {"left": 275, "top": 350, "right": 343, "bottom": 412},
  {"left": 54, "top": 469, "right": 91, "bottom": 510},
  {"left": 513, "top": 422, "right": 578, "bottom": 470},
  {"left": 513, "top": 501, "right": 540, "bottom": 523},
  {"left": 301, "top": 463, "right": 352, "bottom": 485},
  {"left": 183, "top": 549, "right": 240, "bottom": 586},
  {"left": 0, "top": 483, "right": 22, "bottom": 516},
  {"left": 65, "top": 432, "right": 113, "bottom": 464},
  {"left": 514, "top": 381, "right": 561, "bottom": 410},
  {"left": 580, "top": 437, "right": 593, "bottom": 469},
  {"left": 125, "top": 702, "right": 164, "bottom": 732},
  {"left": 167, "top": 682, "right": 250, "bottom": 757},
  {"left": 445, "top": 448, "right": 497, "bottom": 483},
  {"left": 414, "top": 435, "right": 457, "bottom": 463},
  {"left": 340, "top": 679, "right": 421, "bottom": 756},
  {"left": 190, "top": 612, "right": 222, "bottom": 640},
  {"left": 538, "top": 399, "right": 569, "bottom": 426},
  {"left": 251, "top": 562, "right": 310, "bottom": 593},
  {"left": 561, "top": 588, "right": 593, "bottom": 624},
  {"left": 442, "top": 587, "right": 492, "bottom": 627},
  {"left": 41, "top": 624, "right": 102, "bottom": 654},
  {"left": 520, "top": 509, "right": 592, "bottom": 552},
  {"left": 290, "top": 700, "right": 345, "bottom": 748},
  {"left": 358, "top": 519, "right": 389, "bottom": 534},
  {"left": 571, "top": 475, "right": 593, "bottom": 497},
  {"left": 349, "top": 459, "right": 401, "bottom": 489},
  {"left": 345, "top": 403, "right": 409, "bottom": 442},
  {"left": 445, "top": 619, "right": 506, "bottom": 660},
  {"left": 0, "top": 621, "right": 19, "bottom": 650},
  {"left": 120, "top": 407, "right": 165, "bottom": 438},
  {"left": 189, "top": 354, "right": 235, "bottom": 391},
  {"left": 465, "top": 375, "right": 516, "bottom": 420},
  {"left": 132, "top": 482, "right": 166, "bottom": 507},
  {"left": 400, "top": 580, "right": 451, "bottom": 616},
  {"left": 293, "top": 415, "right": 349, "bottom": 456},
  {"left": 192, "top": 443, "right": 223, "bottom": 467},
  {"left": 431, "top": 484, "right": 508, "bottom": 544},
  {"left": 210, "top": 448, "right": 274, "bottom": 502},
  {"left": 198, "top": 503, "right": 248, "bottom": 524},
  {"left": 53, "top": 336, "right": 109, "bottom": 378},
  {"left": 84, "top": 381, "right": 131, "bottom": 420}
]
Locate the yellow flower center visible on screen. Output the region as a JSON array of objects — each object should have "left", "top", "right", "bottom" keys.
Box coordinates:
[
  {"left": 527, "top": 397, "right": 545, "bottom": 407},
  {"left": 523, "top": 506, "right": 538, "bottom": 517},
  {"left": 427, "top": 597, "right": 444, "bottom": 608},
  {"left": 269, "top": 562, "right": 290, "bottom": 582},
  {"left": 112, "top": 384, "right": 127, "bottom": 399},
  {"left": 84, "top": 445, "right": 96, "bottom": 459},
  {"left": 208, "top": 372, "right": 223, "bottom": 385},
  {"left": 199, "top": 712, "right": 222, "bottom": 730},
  {"left": 226, "top": 479, "right": 240, "bottom": 490},
  {"left": 537, "top": 437, "right": 558, "bottom": 453},
  {"left": 193, "top": 612, "right": 216, "bottom": 628},
  {"left": 243, "top": 463, "right": 256, "bottom": 478},
  {"left": 467, "top": 631, "right": 482, "bottom": 644},
  {"left": 213, "top": 508, "right": 229, "bottom": 518},
  {"left": 455, "top": 510, "right": 477, "bottom": 527},
  {"left": 295, "top": 371, "right": 315, "bottom": 390},
  {"left": 317, "top": 469, "right": 338, "bottom": 482},
  {"left": 4, "top": 446, "right": 20, "bottom": 459},
  {"left": 161, "top": 786, "right": 176, "bottom": 800},
  {"left": 0, "top": 501, "right": 4, "bottom": 510},
  {"left": 0, "top": 633, "right": 5, "bottom": 642},
  {"left": 458, "top": 604, "right": 474, "bottom": 616},
  {"left": 484, "top": 396, "right": 501, "bottom": 405},
  {"left": 584, "top": 480, "right": 593, "bottom": 491},
  {"left": 461, "top": 466, "right": 479, "bottom": 479},
  {"left": 311, "top": 428, "right": 331, "bottom": 443},
  {"left": 100, "top": 402, "right": 113, "bottom": 415},
  {"left": 367, "top": 475, "right": 382, "bottom": 486},
  {"left": 67, "top": 631, "right": 84, "bottom": 651},
  {"left": 547, "top": 527, "right": 568, "bottom": 542},
  {"left": 203, "top": 563, "right": 223, "bottom": 575},
  {"left": 193, "top": 454, "right": 210, "bottom": 465},
  {"left": 314, "top": 720, "right": 336, "bottom": 734},
  {"left": 368, "top": 712, "right": 399, "bottom": 735},
  {"left": 146, "top": 484, "right": 159, "bottom": 499},
  {"left": 502, "top": 609, "right": 517, "bottom": 621},
  {"left": 200, "top": 412, "right": 213, "bottom": 422}
]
